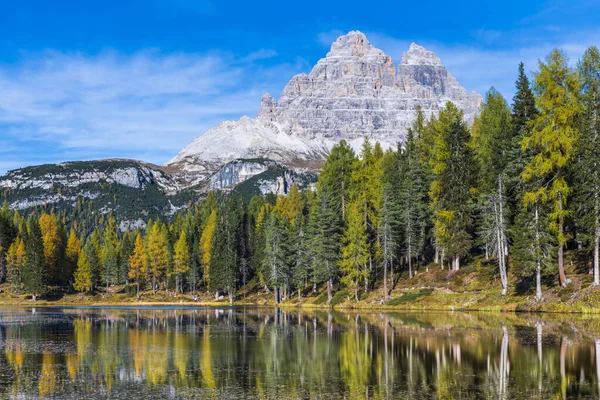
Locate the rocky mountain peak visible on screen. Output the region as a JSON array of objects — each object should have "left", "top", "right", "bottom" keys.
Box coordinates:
[
  {"left": 169, "top": 31, "right": 482, "bottom": 180},
  {"left": 325, "top": 30, "right": 384, "bottom": 58},
  {"left": 401, "top": 43, "right": 442, "bottom": 66}
]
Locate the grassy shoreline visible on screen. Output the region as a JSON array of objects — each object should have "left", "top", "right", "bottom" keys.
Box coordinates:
[{"left": 3, "top": 255, "right": 600, "bottom": 313}]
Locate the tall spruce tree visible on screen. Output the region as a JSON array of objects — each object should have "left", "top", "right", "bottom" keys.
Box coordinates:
[
  {"left": 522, "top": 49, "right": 581, "bottom": 287},
  {"left": 509, "top": 62, "right": 544, "bottom": 297},
  {"left": 101, "top": 215, "right": 120, "bottom": 292},
  {"left": 22, "top": 219, "right": 47, "bottom": 300},
  {"left": 472, "top": 88, "right": 512, "bottom": 294},
  {"left": 313, "top": 186, "right": 341, "bottom": 303},
  {"left": 262, "top": 213, "right": 290, "bottom": 303},
  {"left": 575, "top": 46, "right": 600, "bottom": 286},
  {"left": 209, "top": 198, "right": 241, "bottom": 305},
  {"left": 429, "top": 103, "right": 476, "bottom": 270},
  {"left": 319, "top": 140, "right": 357, "bottom": 219},
  {"left": 339, "top": 200, "right": 369, "bottom": 302},
  {"left": 398, "top": 120, "right": 430, "bottom": 278}
]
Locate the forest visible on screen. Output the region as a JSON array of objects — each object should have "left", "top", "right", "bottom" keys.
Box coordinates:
[{"left": 0, "top": 46, "right": 599, "bottom": 306}]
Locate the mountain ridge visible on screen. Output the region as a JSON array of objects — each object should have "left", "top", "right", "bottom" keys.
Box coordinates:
[{"left": 168, "top": 30, "right": 481, "bottom": 175}]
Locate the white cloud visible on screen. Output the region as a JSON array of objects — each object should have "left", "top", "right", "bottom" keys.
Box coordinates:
[{"left": 0, "top": 48, "right": 300, "bottom": 173}]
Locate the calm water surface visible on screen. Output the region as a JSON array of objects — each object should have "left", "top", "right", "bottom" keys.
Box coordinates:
[{"left": 0, "top": 307, "right": 600, "bottom": 399}]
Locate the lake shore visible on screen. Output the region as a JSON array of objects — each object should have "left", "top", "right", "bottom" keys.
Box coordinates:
[{"left": 2, "top": 258, "right": 599, "bottom": 313}]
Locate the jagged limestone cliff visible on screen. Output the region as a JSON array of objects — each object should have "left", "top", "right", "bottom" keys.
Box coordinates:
[{"left": 169, "top": 31, "right": 481, "bottom": 176}]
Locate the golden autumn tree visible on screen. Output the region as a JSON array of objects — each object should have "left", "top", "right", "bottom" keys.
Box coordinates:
[
  {"left": 200, "top": 209, "right": 217, "bottom": 288},
  {"left": 65, "top": 229, "right": 81, "bottom": 281},
  {"left": 129, "top": 233, "right": 147, "bottom": 299},
  {"left": 6, "top": 236, "right": 26, "bottom": 289},
  {"left": 39, "top": 213, "right": 62, "bottom": 282},
  {"left": 73, "top": 249, "right": 92, "bottom": 293},
  {"left": 146, "top": 222, "right": 169, "bottom": 295}
]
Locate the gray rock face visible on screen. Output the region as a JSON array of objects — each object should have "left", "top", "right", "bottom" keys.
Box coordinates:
[
  {"left": 210, "top": 159, "right": 278, "bottom": 190},
  {"left": 169, "top": 31, "right": 482, "bottom": 175}
]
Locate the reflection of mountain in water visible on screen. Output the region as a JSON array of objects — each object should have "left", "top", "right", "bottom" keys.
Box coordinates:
[{"left": 0, "top": 308, "right": 599, "bottom": 398}]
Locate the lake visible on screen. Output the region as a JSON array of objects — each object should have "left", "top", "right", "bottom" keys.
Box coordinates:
[{"left": 0, "top": 307, "right": 599, "bottom": 399}]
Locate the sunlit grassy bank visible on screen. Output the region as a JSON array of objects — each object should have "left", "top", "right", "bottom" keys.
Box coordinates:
[{"left": 2, "top": 253, "right": 600, "bottom": 313}]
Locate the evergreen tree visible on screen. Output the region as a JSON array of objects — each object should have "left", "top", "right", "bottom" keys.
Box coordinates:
[
  {"left": 522, "top": 49, "right": 581, "bottom": 287},
  {"left": 0, "top": 201, "right": 16, "bottom": 282},
  {"left": 575, "top": 46, "right": 600, "bottom": 286},
  {"left": 22, "top": 219, "right": 47, "bottom": 300},
  {"left": 101, "top": 215, "right": 120, "bottom": 292},
  {"left": 398, "top": 123, "right": 430, "bottom": 279},
  {"left": 209, "top": 199, "right": 240, "bottom": 304},
  {"left": 339, "top": 201, "right": 369, "bottom": 302},
  {"left": 173, "top": 231, "right": 190, "bottom": 295},
  {"left": 262, "top": 213, "right": 290, "bottom": 303},
  {"left": 319, "top": 140, "right": 357, "bottom": 219},
  {"left": 313, "top": 186, "right": 341, "bottom": 303},
  {"left": 429, "top": 103, "right": 476, "bottom": 270},
  {"left": 472, "top": 88, "right": 513, "bottom": 294}
]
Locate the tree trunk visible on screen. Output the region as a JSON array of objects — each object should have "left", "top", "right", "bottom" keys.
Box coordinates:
[
  {"left": 137, "top": 281, "right": 140, "bottom": 300},
  {"left": 453, "top": 255, "right": 460, "bottom": 271},
  {"left": 298, "top": 288, "right": 301, "bottom": 301},
  {"left": 558, "top": 197, "right": 567, "bottom": 287},
  {"left": 228, "top": 291, "right": 233, "bottom": 306},
  {"left": 535, "top": 207, "right": 543, "bottom": 301},
  {"left": 327, "top": 279, "right": 332, "bottom": 304},
  {"left": 152, "top": 276, "right": 156, "bottom": 295},
  {"left": 595, "top": 230, "right": 600, "bottom": 287},
  {"left": 408, "top": 255, "right": 413, "bottom": 279},
  {"left": 383, "top": 260, "right": 389, "bottom": 299}
]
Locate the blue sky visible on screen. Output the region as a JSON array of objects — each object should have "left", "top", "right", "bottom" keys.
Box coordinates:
[{"left": 0, "top": 0, "right": 599, "bottom": 174}]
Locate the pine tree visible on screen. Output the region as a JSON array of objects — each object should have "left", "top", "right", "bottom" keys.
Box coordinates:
[
  {"left": 73, "top": 249, "right": 92, "bottom": 293},
  {"left": 262, "top": 213, "right": 290, "bottom": 303},
  {"left": 313, "top": 186, "right": 341, "bottom": 303},
  {"left": 22, "top": 219, "right": 47, "bottom": 300},
  {"left": 398, "top": 121, "right": 430, "bottom": 279},
  {"left": 173, "top": 231, "right": 190, "bottom": 295},
  {"left": 339, "top": 201, "right": 369, "bottom": 302},
  {"left": 522, "top": 49, "right": 581, "bottom": 287},
  {"left": 101, "top": 215, "right": 120, "bottom": 293},
  {"left": 509, "top": 62, "right": 543, "bottom": 297},
  {"left": 128, "top": 233, "right": 147, "bottom": 299},
  {"left": 0, "top": 201, "right": 16, "bottom": 282},
  {"left": 209, "top": 200, "right": 240, "bottom": 304},
  {"left": 472, "top": 88, "right": 513, "bottom": 294},
  {"left": 574, "top": 46, "right": 600, "bottom": 286},
  {"left": 429, "top": 103, "right": 476, "bottom": 270},
  {"left": 319, "top": 140, "right": 357, "bottom": 219}
]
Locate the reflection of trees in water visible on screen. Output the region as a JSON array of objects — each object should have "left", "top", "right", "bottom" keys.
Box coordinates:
[{"left": 1, "top": 309, "right": 600, "bottom": 398}]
